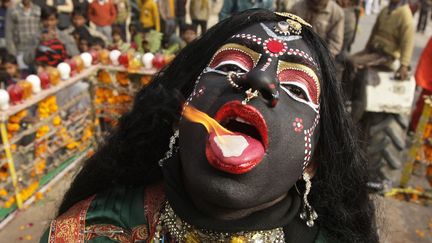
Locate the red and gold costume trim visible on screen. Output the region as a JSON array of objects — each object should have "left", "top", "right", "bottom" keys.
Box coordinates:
[
  {"left": 48, "top": 195, "right": 95, "bottom": 243},
  {"left": 84, "top": 224, "right": 148, "bottom": 243}
]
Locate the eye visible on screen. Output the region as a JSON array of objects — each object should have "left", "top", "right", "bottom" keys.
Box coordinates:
[
  {"left": 214, "top": 62, "right": 247, "bottom": 73},
  {"left": 282, "top": 83, "right": 309, "bottom": 101}
]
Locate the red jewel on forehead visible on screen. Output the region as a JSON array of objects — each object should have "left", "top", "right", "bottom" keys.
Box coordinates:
[{"left": 263, "top": 38, "right": 287, "bottom": 57}]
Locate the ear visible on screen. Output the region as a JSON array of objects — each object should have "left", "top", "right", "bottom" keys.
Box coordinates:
[{"left": 304, "top": 161, "right": 318, "bottom": 178}]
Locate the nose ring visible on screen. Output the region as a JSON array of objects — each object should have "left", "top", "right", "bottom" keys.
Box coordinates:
[{"left": 242, "top": 88, "right": 259, "bottom": 105}]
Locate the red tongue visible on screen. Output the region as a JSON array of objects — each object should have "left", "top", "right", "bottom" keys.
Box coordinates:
[{"left": 206, "top": 132, "right": 265, "bottom": 174}]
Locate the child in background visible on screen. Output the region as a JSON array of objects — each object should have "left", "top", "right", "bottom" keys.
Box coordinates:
[
  {"left": 88, "top": 0, "right": 117, "bottom": 42},
  {"left": 2, "top": 53, "right": 20, "bottom": 79},
  {"left": 35, "top": 28, "right": 68, "bottom": 67},
  {"left": 90, "top": 37, "right": 106, "bottom": 52},
  {"left": 180, "top": 24, "right": 197, "bottom": 49},
  {"left": 139, "top": 0, "right": 160, "bottom": 32},
  {"left": 0, "top": 53, "right": 20, "bottom": 88},
  {"left": 110, "top": 27, "right": 130, "bottom": 52}
]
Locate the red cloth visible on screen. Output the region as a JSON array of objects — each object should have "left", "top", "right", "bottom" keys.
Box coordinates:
[
  {"left": 35, "top": 39, "right": 68, "bottom": 67},
  {"left": 416, "top": 38, "right": 432, "bottom": 91},
  {"left": 88, "top": 0, "right": 117, "bottom": 27}
]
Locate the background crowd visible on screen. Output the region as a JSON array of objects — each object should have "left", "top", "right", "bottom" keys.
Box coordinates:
[{"left": 0, "top": 0, "right": 429, "bottom": 90}]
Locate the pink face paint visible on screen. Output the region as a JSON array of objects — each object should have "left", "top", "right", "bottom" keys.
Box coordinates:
[
  {"left": 209, "top": 49, "right": 254, "bottom": 72},
  {"left": 292, "top": 117, "right": 304, "bottom": 133},
  {"left": 279, "top": 69, "right": 319, "bottom": 105}
]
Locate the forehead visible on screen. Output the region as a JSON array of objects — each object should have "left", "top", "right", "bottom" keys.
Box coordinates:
[{"left": 220, "top": 21, "right": 319, "bottom": 72}]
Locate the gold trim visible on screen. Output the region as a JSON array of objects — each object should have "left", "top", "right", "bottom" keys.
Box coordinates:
[{"left": 275, "top": 12, "right": 312, "bottom": 28}]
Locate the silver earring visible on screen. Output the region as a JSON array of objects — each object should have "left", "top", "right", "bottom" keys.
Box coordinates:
[
  {"left": 299, "top": 172, "right": 318, "bottom": 227},
  {"left": 158, "top": 130, "right": 179, "bottom": 167}
]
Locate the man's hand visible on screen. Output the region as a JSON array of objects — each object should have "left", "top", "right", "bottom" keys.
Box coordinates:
[{"left": 395, "top": 65, "right": 409, "bottom": 80}]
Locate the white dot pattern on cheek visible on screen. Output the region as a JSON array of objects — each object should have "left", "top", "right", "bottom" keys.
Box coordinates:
[{"left": 302, "top": 112, "right": 320, "bottom": 170}]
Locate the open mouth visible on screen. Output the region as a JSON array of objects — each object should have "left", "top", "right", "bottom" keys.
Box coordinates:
[{"left": 205, "top": 101, "right": 268, "bottom": 174}]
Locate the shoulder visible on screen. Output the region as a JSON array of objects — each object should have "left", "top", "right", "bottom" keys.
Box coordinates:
[
  {"left": 315, "top": 228, "right": 344, "bottom": 243},
  {"left": 328, "top": 1, "right": 344, "bottom": 19},
  {"left": 43, "top": 185, "right": 152, "bottom": 243},
  {"left": 400, "top": 5, "right": 414, "bottom": 20}
]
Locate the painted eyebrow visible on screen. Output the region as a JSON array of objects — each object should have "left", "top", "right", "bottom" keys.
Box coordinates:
[
  {"left": 277, "top": 60, "right": 321, "bottom": 98},
  {"left": 211, "top": 42, "right": 262, "bottom": 67}
]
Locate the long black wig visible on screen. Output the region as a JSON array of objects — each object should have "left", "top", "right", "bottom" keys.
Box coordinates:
[{"left": 59, "top": 9, "right": 379, "bottom": 243}]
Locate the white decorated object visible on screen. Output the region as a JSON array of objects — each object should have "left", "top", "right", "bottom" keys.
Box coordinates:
[
  {"left": 366, "top": 71, "right": 416, "bottom": 115},
  {"left": 80, "top": 52, "right": 93, "bottom": 68},
  {"left": 142, "top": 53, "right": 154, "bottom": 69},
  {"left": 26, "top": 74, "right": 42, "bottom": 93},
  {"left": 109, "top": 50, "right": 121, "bottom": 65},
  {"left": 0, "top": 89, "right": 10, "bottom": 110},
  {"left": 57, "top": 62, "right": 71, "bottom": 80}
]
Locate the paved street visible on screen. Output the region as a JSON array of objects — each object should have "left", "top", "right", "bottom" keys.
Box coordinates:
[{"left": 0, "top": 6, "right": 431, "bottom": 243}]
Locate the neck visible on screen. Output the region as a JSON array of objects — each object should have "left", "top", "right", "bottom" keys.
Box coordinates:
[{"left": 193, "top": 192, "right": 288, "bottom": 220}]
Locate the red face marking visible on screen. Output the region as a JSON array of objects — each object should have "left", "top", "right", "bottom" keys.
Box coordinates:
[
  {"left": 278, "top": 69, "right": 318, "bottom": 104},
  {"left": 292, "top": 117, "right": 304, "bottom": 133},
  {"left": 209, "top": 49, "right": 254, "bottom": 71}
]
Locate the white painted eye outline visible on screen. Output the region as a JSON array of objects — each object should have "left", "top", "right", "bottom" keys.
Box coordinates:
[
  {"left": 213, "top": 60, "right": 251, "bottom": 73},
  {"left": 280, "top": 81, "right": 319, "bottom": 113}
]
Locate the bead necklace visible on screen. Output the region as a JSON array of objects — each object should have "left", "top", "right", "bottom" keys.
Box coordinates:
[{"left": 153, "top": 202, "right": 285, "bottom": 243}]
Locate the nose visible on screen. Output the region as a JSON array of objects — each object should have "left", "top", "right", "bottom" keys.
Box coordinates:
[{"left": 235, "top": 69, "right": 280, "bottom": 107}]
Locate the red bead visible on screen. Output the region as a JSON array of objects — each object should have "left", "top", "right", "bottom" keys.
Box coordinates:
[
  {"left": 118, "top": 53, "right": 129, "bottom": 68},
  {"left": 267, "top": 40, "right": 284, "bottom": 54},
  {"left": 65, "top": 59, "right": 77, "bottom": 73},
  {"left": 152, "top": 54, "right": 166, "bottom": 69},
  {"left": 38, "top": 71, "right": 51, "bottom": 89},
  {"left": 7, "top": 84, "right": 24, "bottom": 104},
  {"left": 90, "top": 50, "right": 99, "bottom": 64}
]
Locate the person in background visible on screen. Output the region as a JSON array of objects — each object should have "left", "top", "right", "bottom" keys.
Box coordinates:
[
  {"left": 417, "top": 0, "right": 431, "bottom": 33},
  {"left": 2, "top": 53, "right": 20, "bottom": 80},
  {"left": 350, "top": 0, "right": 414, "bottom": 80},
  {"left": 291, "top": 0, "right": 344, "bottom": 56},
  {"left": 25, "top": 6, "right": 79, "bottom": 67},
  {"left": 275, "top": 0, "right": 296, "bottom": 11},
  {"left": 158, "top": 0, "right": 176, "bottom": 37},
  {"left": 336, "top": 0, "right": 357, "bottom": 56},
  {"left": 176, "top": 0, "right": 186, "bottom": 31},
  {"left": 78, "top": 35, "right": 90, "bottom": 52},
  {"left": 71, "top": 25, "right": 92, "bottom": 49},
  {"left": 89, "top": 37, "right": 106, "bottom": 52},
  {"left": 5, "top": 0, "right": 41, "bottom": 70},
  {"left": 110, "top": 26, "right": 130, "bottom": 52},
  {"left": 0, "top": 0, "right": 11, "bottom": 48},
  {"left": 114, "top": 0, "right": 130, "bottom": 41},
  {"left": 72, "top": 0, "right": 88, "bottom": 16},
  {"left": 219, "top": 0, "right": 274, "bottom": 20},
  {"left": 34, "top": 27, "right": 68, "bottom": 66},
  {"left": 66, "top": 7, "right": 108, "bottom": 43},
  {"left": 180, "top": 23, "right": 197, "bottom": 49},
  {"left": 88, "top": 0, "right": 117, "bottom": 42},
  {"left": 44, "top": 0, "right": 74, "bottom": 30},
  {"left": 190, "top": 0, "right": 210, "bottom": 34},
  {"left": 139, "top": 0, "right": 160, "bottom": 32}
]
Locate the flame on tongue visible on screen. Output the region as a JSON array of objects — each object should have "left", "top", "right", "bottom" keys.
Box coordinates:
[
  {"left": 183, "top": 104, "right": 265, "bottom": 174},
  {"left": 183, "top": 105, "right": 233, "bottom": 137}
]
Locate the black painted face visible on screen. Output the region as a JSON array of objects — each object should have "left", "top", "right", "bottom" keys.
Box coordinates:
[{"left": 178, "top": 21, "right": 321, "bottom": 217}]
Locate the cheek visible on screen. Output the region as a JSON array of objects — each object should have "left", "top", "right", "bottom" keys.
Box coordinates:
[{"left": 186, "top": 73, "right": 229, "bottom": 110}]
